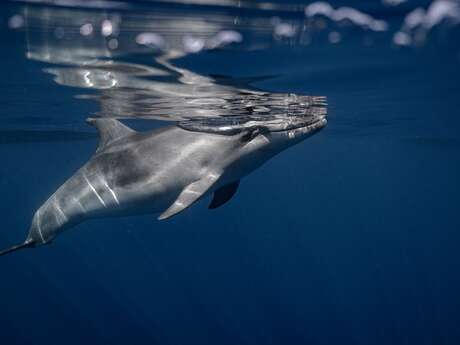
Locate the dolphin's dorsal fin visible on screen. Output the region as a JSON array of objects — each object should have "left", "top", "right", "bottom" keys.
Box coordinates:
[
  {"left": 87, "top": 118, "right": 136, "bottom": 152},
  {"left": 209, "top": 180, "right": 240, "bottom": 209},
  {"left": 158, "top": 170, "right": 222, "bottom": 220}
]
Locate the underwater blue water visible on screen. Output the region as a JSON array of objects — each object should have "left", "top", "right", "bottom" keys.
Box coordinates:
[{"left": 1, "top": 0, "right": 460, "bottom": 344}]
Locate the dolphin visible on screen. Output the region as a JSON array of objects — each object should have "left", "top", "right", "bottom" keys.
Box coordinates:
[{"left": 0, "top": 109, "right": 326, "bottom": 256}]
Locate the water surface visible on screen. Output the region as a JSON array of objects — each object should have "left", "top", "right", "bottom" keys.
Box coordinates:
[{"left": 1, "top": 0, "right": 460, "bottom": 344}]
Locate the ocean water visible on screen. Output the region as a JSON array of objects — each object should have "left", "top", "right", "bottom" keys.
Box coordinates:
[{"left": 1, "top": 0, "right": 460, "bottom": 344}]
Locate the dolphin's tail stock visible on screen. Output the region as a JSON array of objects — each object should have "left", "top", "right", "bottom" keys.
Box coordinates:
[{"left": 0, "top": 239, "right": 35, "bottom": 257}]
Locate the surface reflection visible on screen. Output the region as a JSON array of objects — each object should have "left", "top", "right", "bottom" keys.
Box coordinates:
[{"left": 22, "top": 4, "right": 326, "bottom": 128}]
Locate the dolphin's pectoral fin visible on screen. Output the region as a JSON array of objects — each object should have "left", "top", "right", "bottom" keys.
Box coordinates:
[
  {"left": 209, "top": 180, "right": 240, "bottom": 210},
  {"left": 158, "top": 171, "right": 222, "bottom": 220},
  {"left": 87, "top": 118, "right": 136, "bottom": 152}
]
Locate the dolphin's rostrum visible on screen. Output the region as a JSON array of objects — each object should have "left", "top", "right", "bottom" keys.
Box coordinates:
[{"left": 0, "top": 109, "right": 326, "bottom": 256}]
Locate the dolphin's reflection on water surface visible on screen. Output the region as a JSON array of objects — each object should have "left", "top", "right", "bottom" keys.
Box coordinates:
[{"left": 0, "top": 3, "right": 327, "bottom": 255}]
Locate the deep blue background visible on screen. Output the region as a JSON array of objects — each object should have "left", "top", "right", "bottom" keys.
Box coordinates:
[{"left": 1, "top": 1, "right": 460, "bottom": 344}]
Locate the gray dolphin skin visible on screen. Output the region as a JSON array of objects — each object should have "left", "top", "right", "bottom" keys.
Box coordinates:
[{"left": 0, "top": 111, "right": 326, "bottom": 256}]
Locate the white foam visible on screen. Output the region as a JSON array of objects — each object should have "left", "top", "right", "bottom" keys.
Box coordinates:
[
  {"left": 8, "top": 14, "right": 24, "bottom": 29},
  {"left": 135, "top": 32, "right": 165, "bottom": 49},
  {"left": 305, "top": 2, "right": 388, "bottom": 32},
  {"left": 404, "top": 0, "right": 460, "bottom": 30},
  {"left": 305, "top": 2, "right": 334, "bottom": 17},
  {"left": 333, "top": 7, "right": 388, "bottom": 31},
  {"left": 395, "top": 0, "right": 460, "bottom": 46},
  {"left": 403, "top": 8, "right": 426, "bottom": 30},
  {"left": 108, "top": 38, "right": 118, "bottom": 50},
  {"left": 382, "top": 0, "right": 407, "bottom": 6},
  {"left": 424, "top": 0, "right": 460, "bottom": 29},
  {"left": 207, "top": 30, "right": 243, "bottom": 48},
  {"left": 393, "top": 31, "right": 412, "bottom": 45},
  {"left": 328, "top": 31, "right": 341, "bottom": 43},
  {"left": 80, "top": 23, "right": 93, "bottom": 36},
  {"left": 183, "top": 35, "right": 205, "bottom": 53},
  {"left": 274, "top": 23, "right": 297, "bottom": 38},
  {"left": 101, "top": 20, "right": 113, "bottom": 37}
]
